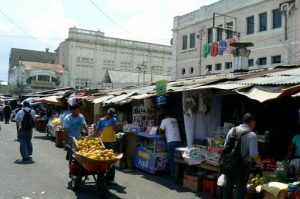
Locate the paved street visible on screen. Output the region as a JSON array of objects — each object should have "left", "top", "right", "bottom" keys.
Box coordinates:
[{"left": 0, "top": 122, "right": 211, "bottom": 199}]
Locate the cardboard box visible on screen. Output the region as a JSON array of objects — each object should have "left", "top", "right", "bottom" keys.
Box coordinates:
[
  {"left": 183, "top": 175, "right": 201, "bottom": 192},
  {"left": 263, "top": 189, "right": 287, "bottom": 199}
]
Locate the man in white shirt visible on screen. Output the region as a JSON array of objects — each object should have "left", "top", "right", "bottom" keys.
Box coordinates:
[{"left": 159, "top": 114, "right": 181, "bottom": 176}]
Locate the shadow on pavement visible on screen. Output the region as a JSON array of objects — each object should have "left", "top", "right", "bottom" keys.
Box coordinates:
[
  {"left": 14, "top": 159, "right": 35, "bottom": 165},
  {"left": 33, "top": 135, "right": 55, "bottom": 142},
  {"left": 66, "top": 179, "right": 125, "bottom": 199},
  {"left": 119, "top": 168, "right": 214, "bottom": 199}
]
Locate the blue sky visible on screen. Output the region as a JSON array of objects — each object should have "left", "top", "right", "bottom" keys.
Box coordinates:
[{"left": 0, "top": 0, "right": 217, "bottom": 81}]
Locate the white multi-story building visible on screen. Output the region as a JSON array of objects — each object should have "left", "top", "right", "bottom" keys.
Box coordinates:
[
  {"left": 172, "top": 0, "right": 300, "bottom": 80},
  {"left": 58, "top": 27, "right": 172, "bottom": 88}
]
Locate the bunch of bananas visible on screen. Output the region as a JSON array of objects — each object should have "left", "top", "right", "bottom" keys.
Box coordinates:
[
  {"left": 51, "top": 118, "right": 61, "bottom": 126},
  {"left": 76, "top": 138, "right": 117, "bottom": 161}
]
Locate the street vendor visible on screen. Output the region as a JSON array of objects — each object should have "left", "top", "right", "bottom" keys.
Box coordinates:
[
  {"left": 63, "top": 104, "right": 88, "bottom": 160},
  {"left": 288, "top": 132, "right": 300, "bottom": 173},
  {"left": 93, "top": 108, "right": 118, "bottom": 185},
  {"left": 159, "top": 111, "right": 181, "bottom": 176}
]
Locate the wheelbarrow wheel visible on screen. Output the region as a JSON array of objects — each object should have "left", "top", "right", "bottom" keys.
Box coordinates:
[
  {"left": 71, "top": 177, "right": 81, "bottom": 192},
  {"left": 96, "top": 173, "right": 108, "bottom": 196}
]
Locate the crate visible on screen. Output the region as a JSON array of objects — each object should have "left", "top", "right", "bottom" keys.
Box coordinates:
[
  {"left": 183, "top": 175, "right": 201, "bottom": 192},
  {"left": 202, "top": 179, "right": 217, "bottom": 197},
  {"left": 263, "top": 190, "right": 287, "bottom": 199},
  {"left": 55, "top": 130, "right": 67, "bottom": 148}
]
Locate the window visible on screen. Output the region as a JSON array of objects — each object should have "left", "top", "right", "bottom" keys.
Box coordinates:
[
  {"left": 226, "top": 22, "right": 233, "bottom": 39},
  {"left": 273, "top": 9, "right": 282, "bottom": 29},
  {"left": 37, "top": 75, "right": 50, "bottom": 82},
  {"left": 259, "top": 12, "right": 267, "bottom": 32},
  {"left": 217, "top": 25, "right": 223, "bottom": 41},
  {"left": 225, "top": 62, "right": 232, "bottom": 69},
  {"left": 215, "top": 63, "right": 222, "bottom": 70},
  {"left": 189, "top": 67, "right": 194, "bottom": 74},
  {"left": 181, "top": 68, "right": 186, "bottom": 75},
  {"left": 247, "top": 16, "right": 255, "bottom": 34},
  {"left": 207, "top": 28, "right": 213, "bottom": 43},
  {"left": 271, "top": 55, "right": 281, "bottom": 64},
  {"left": 182, "top": 35, "right": 188, "bottom": 50},
  {"left": 190, "top": 33, "right": 196, "bottom": 48},
  {"left": 248, "top": 59, "right": 254, "bottom": 67},
  {"left": 206, "top": 65, "right": 212, "bottom": 72},
  {"left": 258, "top": 57, "right": 267, "bottom": 65}
]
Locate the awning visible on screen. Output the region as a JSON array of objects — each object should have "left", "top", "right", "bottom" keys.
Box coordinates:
[
  {"left": 33, "top": 96, "right": 63, "bottom": 106},
  {"left": 236, "top": 84, "right": 300, "bottom": 103},
  {"left": 103, "top": 92, "right": 137, "bottom": 105},
  {"left": 93, "top": 95, "right": 114, "bottom": 104}
]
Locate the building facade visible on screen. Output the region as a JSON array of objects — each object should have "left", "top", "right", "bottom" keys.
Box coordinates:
[
  {"left": 58, "top": 27, "right": 172, "bottom": 89},
  {"left": 8, "top": 61, "right": 64, "bottom": 92},
  {"left": 172, "top": 0, "right": 300, "bottom": 80}
]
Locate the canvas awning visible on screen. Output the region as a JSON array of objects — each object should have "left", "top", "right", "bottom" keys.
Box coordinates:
[
  {"left": 33, "top": 96, "right": 63, "bottom": 106},
  {"left": 236, "top": 85, "right": 300, "bottom": 103}
]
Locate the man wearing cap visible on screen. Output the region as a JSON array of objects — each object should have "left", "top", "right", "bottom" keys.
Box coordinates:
[{"left": 94, "top": 108, "right": 118, "bottom": 185}]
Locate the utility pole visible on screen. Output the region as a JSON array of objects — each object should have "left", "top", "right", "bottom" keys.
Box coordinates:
[
  {"left": 136, "top": 66, "right": 141, "bottom": 86},
  {"left": 198, "top": 29, "right": 203, "bottom": 76},
  {"left": 281, "top": 2, "right": 295, "bottom": 65}
]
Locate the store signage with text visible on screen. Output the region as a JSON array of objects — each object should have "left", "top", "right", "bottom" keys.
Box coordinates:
[{"left": 202, "top": 38, "right": 236, "bottom": 58}]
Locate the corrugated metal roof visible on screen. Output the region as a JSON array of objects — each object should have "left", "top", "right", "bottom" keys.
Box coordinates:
[{"left": 237, "top": 76, "right": 300, "bottom": 85}]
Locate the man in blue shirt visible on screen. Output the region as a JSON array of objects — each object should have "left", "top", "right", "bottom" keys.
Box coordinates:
[{"left": 64, "top": 104, "right": 88, "bottom": 160}]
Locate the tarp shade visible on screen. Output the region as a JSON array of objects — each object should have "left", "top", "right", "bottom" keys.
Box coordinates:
[{"left": 236, "top": 84, "right": 300, "bottom": 103}]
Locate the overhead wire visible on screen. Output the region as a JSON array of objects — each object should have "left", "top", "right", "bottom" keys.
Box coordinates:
[
  {"left": 0, "top": 9, "right": 41, "bottom": 44},
  {"left": 88, "top": 0, "right": 132, "bottom": 34}
]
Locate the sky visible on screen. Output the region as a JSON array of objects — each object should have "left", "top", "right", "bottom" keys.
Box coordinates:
[{"left": 0, "top": 0, "right": 217, "bottom": 81}]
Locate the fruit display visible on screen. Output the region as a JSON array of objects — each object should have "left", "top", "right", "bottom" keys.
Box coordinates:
[
  {"left": 248, "top": 174, "right": 266, "bottom": 186},
  {"left": 51, "top": 118, "right": 61, "bottom": 126},
  {"left": 74, "top": 138, "right": 117, "bottom": 161}
]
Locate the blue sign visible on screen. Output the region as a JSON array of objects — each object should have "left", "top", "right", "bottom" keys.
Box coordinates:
[
  {"left": 134, "top": 146, "right": 167, "bottom": 174},
  {"left": 156, "top": 95, "right": 166, "bottom": 105}
]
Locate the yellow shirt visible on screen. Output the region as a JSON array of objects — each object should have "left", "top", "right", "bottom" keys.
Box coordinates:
[{"left": 101, "top": 125, "right": 116, "bottom": 142}]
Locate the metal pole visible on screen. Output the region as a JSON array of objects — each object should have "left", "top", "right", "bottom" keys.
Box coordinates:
[{"left": 199, "top": 29, "right": 203, "bottom": 76}]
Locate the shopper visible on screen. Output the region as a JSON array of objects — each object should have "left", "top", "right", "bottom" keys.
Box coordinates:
[
  {"left": 287, "top": 129, "right": 300, "bottom": 175},
  {"left": 0, "top": 105, "right": 4, "bottom": 121},
  {"left": 223, "top": 113, "right": 259, "bottom": 199},
  {"left": 159, "top": 112, "right": 181, "bottom": 176},
  {"left": 63, "top": 104, "right": 88, "bottom": 160},
  {"left": 15, "top": 101, "right": 36, "bottom": 161},
  {"left": 14, "top": 104, "right": 23, "bottom": 140},
  {"left": 3, "top": 103, "right": 11, "bottom": 124},
  {"left": 94, "top": 108, "right": 118, "bottom": 185}
]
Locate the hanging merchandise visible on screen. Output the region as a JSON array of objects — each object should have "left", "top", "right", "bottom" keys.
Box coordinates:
[
  {"left": 198, "top": 94, "right": 211, "bottom": 114},
  {"left": 184, "top": 97, "right": 197, "bottom": 117}
]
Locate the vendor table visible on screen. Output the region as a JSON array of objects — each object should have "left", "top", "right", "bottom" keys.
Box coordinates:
[{"left": 174, "top": 157, "right": 219, "bottom": 184}]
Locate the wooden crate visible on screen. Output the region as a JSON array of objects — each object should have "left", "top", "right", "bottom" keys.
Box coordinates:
[{"left": 55, "top": 130, "right": 67, "bottom": 148}]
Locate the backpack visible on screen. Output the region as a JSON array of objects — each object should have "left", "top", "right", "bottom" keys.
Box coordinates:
[
  {"left": 219, "top": 127, "right": 250, "bottom": 176},
  {"left": 21, "top": 109, "right": 35, "bottom": 130}
]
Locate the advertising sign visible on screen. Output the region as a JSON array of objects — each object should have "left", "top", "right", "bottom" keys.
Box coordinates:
[{"left": 155, "top": 80, "right": 168, "bottom": 96}]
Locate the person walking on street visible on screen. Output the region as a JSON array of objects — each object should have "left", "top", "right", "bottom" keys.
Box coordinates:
[
  {"left": 63, "top": 104, "right": 88, "bottom": 160},
  {"left": 93, "top": 108, "right": 118, "bottom": 185},
  {"left": 159, "top": 112, "right": 181, "bottom": 176},
  {"left": 222, "top": 113, "right": 259, "bottom": 199},
  {"left": 14, "top": 104, "right": 23, "bottom": 140},
  {"left": 3, "top": 103, "right": 11, "bottom": 124},
  {"left": 15, "top": 101, "right": 36, "bottom": 161}
]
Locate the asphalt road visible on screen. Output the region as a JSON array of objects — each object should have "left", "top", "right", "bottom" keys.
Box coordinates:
[{"left": 0, "top": 122, "right": 212, "bottom": 199}]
